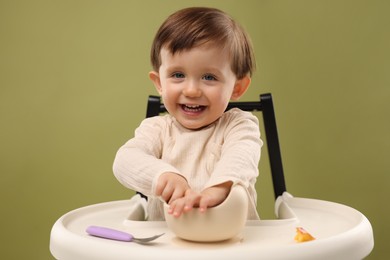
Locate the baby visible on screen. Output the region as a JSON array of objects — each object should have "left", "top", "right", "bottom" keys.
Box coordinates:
[{"left": 113, "top": 7, "right": 262, "bottom": 221}]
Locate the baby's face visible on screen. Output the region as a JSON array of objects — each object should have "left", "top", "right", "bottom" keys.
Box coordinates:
[{"left": 151, "top": 44, "right": 242, "bottom": 129}]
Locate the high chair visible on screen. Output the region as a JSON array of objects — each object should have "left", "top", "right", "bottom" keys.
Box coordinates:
[{"left": 50, "top": 93, "right": 374, "bottom": 259}]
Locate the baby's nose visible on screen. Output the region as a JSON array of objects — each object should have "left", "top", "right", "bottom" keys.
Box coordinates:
[{"left": 182, "top": 82, "right": 202, "bottom": 97}]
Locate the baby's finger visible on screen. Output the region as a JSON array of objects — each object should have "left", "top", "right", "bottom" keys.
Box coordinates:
[
  {"left": 198, "top": 196, "right": 212, "bottom": 213},
  {"left": 168, "top": 188, "right": 186, "bottom": 204},
  {"left": 170, "top": 199, "right": 186, "bottom": 218},
  {"left": 155, "top": 178, "right": 167, "bottom": 196},
  {"left": 183, "top": 192, "right": 202, "bottom": 212},
  {"left": 160, "top": 185, "right": 175, "bottom": 203}
]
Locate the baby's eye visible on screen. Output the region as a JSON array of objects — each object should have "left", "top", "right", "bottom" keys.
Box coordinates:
[
  {"left": 202, "top": 74, "right": 217, "bottom": 81},
  {"left": 172, "top": 72, "right": 185, "bottom": 79}
]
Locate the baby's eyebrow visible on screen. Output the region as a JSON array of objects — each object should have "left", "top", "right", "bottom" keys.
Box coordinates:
[
  {"left": 165, "top": 65, "right": 184, "bottom": 72},
  {"left": 202, "top": 68, "right": 223, "bottom": 76}
]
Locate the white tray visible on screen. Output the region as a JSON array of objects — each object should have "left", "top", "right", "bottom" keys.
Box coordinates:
[{"left": 50, "top": 193, "right": 373, "bottom": 260}]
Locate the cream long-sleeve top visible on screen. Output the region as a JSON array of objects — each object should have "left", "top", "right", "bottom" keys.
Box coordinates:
[{"left": 113, "top": 108, "right": 263, "bottom": 220}]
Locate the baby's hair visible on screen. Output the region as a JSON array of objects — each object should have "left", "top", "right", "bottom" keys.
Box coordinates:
[{"left": 150, "top": 7, "right": 255, "bottom": 79}]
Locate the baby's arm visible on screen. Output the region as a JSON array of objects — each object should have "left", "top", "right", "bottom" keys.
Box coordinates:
[
  {"left": 167, "top": 181, "right": 233, "bottom": 218},
  {"left": 113, "top": 117, "right": 180, "bottom": 196}
]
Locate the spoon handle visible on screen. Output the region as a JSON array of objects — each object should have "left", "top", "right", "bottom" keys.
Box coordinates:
[{"left": 86, "top": 226, "right": 134, "bottom": 242}]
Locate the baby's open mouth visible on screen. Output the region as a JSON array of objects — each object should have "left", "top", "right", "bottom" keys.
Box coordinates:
[{"left": 181, "top": 104, "right": 206, "bottom": 112}]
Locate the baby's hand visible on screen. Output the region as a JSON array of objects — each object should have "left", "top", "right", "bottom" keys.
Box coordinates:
[
  {"left": 155, "top": 172, "right": 189, "bottom": 204},
  {"left": 167, "top": 189, "right": 202, "bottom": 217},
  {"left": 168, "top": 181, "right": 233, "bottom": 218}
]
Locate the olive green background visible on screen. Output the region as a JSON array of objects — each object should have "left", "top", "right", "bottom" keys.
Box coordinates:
[{"left": 1, "top": 0, "right": 388, "bottom": 259}]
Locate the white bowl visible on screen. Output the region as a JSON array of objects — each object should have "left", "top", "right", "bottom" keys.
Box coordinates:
[{"left": 164, "top": 184, "right": 248, "bottom": 242}]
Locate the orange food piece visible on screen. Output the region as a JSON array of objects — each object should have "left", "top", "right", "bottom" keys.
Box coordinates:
[{"left": 294, "top": 227, "right": 315, "bottom": 242}]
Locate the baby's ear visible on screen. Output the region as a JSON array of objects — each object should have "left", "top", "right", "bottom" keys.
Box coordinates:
[
  {"left": 149, "top": 71, "right": 162, "bottom": 95},
  {"left": 231, "top": 76, "right": 251, "bottom": 100}
]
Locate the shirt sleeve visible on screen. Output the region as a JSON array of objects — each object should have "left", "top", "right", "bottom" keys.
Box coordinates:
[
  {"left": 112, "top": 116, "right": 181, "bottom": 196},
  {"left": 204, "top": 109, "right": 263, "bottom": 189}
]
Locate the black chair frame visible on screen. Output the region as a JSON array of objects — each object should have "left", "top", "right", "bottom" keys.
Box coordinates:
[{"left": 145, "top": 93, "right": 286, "bottom": 199}]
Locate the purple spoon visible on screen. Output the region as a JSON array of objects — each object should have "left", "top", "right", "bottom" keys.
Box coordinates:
[{"left": 86, "top": 226, "right": 164, "bottom": 243}]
